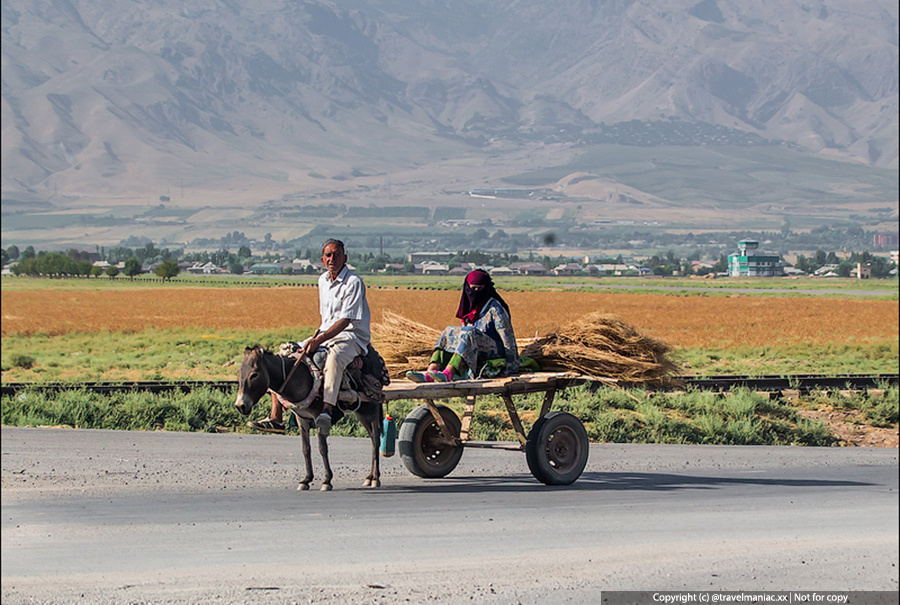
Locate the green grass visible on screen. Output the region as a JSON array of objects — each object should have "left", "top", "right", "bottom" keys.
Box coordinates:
[
  {"left": 677, "top": 342, "right": 900, "bottom": 376},
  {"left": 3, "top": 329, "right": 896, "bottom": 384},
  {"left": 4, "top": 383, "right": 894, "bottom": 446},
  {"left": 0, "top": 328, "right": 315, "bottom": 382},
  {"left": 3, "top": 274, "right": 897, "bottom": 297},
  {"left": 1, "top": 387, "right": 241, "bottom": 432}
]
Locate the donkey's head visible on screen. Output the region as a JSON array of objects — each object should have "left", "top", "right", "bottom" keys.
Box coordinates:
[{"left": 234, "top": 346, "right": 269, "bottom": 416}]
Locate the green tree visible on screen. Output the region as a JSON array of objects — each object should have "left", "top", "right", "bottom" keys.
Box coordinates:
[
  {"left": 12, "top": 252, "right": 90, "bottom": 277},
  {"left": 11, "top": 260, "right": 27, "bottom": 275},
  {"left": 105, "top": 265, "right": 120, "bottom": 279},
  {"left": 90, "top": 265, "right": 104, "bottom": 278},
  {"left": 712, "top": 254, "right": 728, "bottom": 273},
  {"left": 155, "top": 260, "right": 180, "bottom": 281},
  {"left": 836, "top": 261, "right": 853, "bottom": 278},
  {"left": 123, "top": 258, "right": 142, "bottom": 280},
  {"left": 229, "top": 262, "right": 244, "bottom": 275},
  {"left": 21, "top": 246, "right": 35, "bottom": 260},
  {"left": 7, "top": 245, "right": 20, "bottom": 260},
  {"left": 136, "top": 242, "right": 159, "bottom": 263},
  {"left": 238, "top": 246, "right": 252, "bottom": 259}
]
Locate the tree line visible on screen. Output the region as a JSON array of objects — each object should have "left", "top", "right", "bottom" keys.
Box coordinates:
[
  {"left": 3, "top": 241, "right": 895, "bottom": 279},
  {"left": 4, "top": 247, "right": 180, "bottom": 281}
]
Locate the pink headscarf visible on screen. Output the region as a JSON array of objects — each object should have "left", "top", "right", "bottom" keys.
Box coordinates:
[{"left": 455, "top": 270, "right": 510, "bottom": 324}]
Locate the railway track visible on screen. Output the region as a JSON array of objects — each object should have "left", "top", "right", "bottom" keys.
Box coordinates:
[{"left": 1, "top": 374, "right": 896, "bottom": 397}]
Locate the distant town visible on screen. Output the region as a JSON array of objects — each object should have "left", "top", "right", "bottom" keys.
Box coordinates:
[{"left": 3, "top": 236, "right": 897, "bottom": 281}]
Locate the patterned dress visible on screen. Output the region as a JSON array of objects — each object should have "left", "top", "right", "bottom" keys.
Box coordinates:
[{"left": 433, "top": 298, "right": 519, "bottom": 379}]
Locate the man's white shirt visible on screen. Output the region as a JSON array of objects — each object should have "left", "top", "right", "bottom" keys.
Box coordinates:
[{"left": 317, "top": 266, "right": 370, "bottom": 349}]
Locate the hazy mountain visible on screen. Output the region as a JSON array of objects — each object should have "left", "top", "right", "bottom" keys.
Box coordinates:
[{"left": 1, "top": 0, "right": 897, "bottom": 228}]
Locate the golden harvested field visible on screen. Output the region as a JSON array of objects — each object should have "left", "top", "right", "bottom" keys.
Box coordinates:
[{"left": 2, "top": 286, "right": 897, "bottom": 348}]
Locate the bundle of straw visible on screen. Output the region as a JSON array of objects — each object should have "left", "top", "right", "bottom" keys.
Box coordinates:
[
  {"left": 371, "top": 310, "right": 441, "bottom": 375},
  {"left": 371, "top": 310, "right": 678, "bottom": 382},
  {"left": 520, "top": 312, "right": 678, "bottom": 382}
]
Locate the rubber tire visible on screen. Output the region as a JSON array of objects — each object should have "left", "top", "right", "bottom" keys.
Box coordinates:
[
  {"left": 398, "top": 404, "right": 463, "bottom": 478},
  {"left": 525, "top": 411, "right": 589, "bottom": 485}
]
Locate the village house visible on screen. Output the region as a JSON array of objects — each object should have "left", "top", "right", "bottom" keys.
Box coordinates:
[
  {"left": 247, "top": 262, "right": 285, "bottom": 274},
  {"left": 416, "top": 260, "right": 449, "bottom": 275},
  {"left": 509, "top": 262, "right": 546, "bottom": 275},
  {"left": 813, "top": 264, "right": 839, "bottom": 277},
  {"left": 588, "top": 263, "right": 641, "bottom": 276},
  {"left": 408, "top": 251, "right": 454, "bottom": 264},
  {"left": 379, "top": 263, "right": 406, "bottom": 273},
  {"left": 852, "top": 263, "right": 872, "bottom": 279},
  {"left": 186, "top": 261, "right": 222, "bottom": 274},
  {"left": 552, "top": 263, "right": 584, "bottom": 276}
]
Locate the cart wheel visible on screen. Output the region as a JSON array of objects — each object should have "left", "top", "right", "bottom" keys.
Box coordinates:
[
  {"left": 525, "top": 411, "right": 589, "bottom": 485},
  {"left": 398, "top": 404, "right": 463, "bottom": 478}
]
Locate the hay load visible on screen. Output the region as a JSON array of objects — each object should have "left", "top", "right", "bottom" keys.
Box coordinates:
[
  {"left": 371, "top": 310, "right": 678, "bottom": 383},
  {"left": 519, "top": 312, "right": 678, "bottom": 382},
  {"left": 370, "top": 311, "right": 441, "bottom": 375}
]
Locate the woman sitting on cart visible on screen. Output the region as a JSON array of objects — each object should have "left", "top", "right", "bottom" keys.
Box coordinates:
[{"left": 407, "top": 269, "right": 519, "bottom": 383}]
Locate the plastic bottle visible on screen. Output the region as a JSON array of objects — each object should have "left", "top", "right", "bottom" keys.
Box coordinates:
[{"left": 380, "top": 415, "right": 397, "bottom": 457}]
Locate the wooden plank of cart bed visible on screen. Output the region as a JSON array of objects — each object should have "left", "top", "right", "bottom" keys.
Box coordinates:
[{"left": 382, "top": 372, "right": 596, "bottom": 401}]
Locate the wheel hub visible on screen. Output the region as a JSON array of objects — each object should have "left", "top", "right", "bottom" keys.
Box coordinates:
[{"left": 546, "top": 427, "right": 578, "bottom": 470}]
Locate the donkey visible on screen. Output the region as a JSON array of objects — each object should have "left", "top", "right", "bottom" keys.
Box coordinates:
[{"left": 234, "top": 345, "right": 384, "bottom": 491}]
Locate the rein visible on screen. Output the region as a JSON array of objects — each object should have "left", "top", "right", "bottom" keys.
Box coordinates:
[
  {"left": 263, "top": 350, "right": 321, "bottom": 412},
  {"left": 268, "top": 353, "right": 304, "bottom": 397}
]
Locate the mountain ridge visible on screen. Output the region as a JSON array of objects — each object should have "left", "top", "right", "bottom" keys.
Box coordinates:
[{"left": 1, "top": 0, "right": 897, "bottom": 244}]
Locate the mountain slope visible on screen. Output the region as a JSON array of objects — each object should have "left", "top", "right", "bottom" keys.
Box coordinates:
[{"left": 1, "top": 0, "right": 897, "bottom": 212}]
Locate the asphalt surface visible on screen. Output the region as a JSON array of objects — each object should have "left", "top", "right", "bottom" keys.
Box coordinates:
[{"left": 2, "top": 426, "right": 897, "bottom": 604}]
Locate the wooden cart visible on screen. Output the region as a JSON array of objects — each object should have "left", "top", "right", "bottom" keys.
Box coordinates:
[{"left": 381, "top": 372, "right": 602, "bottom": 485}]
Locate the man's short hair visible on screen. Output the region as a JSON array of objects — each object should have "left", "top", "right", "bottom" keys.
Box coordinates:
[{"left": 322, "top": 238, "right": 345, "bottom": 253}]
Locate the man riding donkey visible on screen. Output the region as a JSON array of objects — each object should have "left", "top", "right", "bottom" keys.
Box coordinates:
[{"left": 249, "top": 238, "right": 370, "bottom": 435}]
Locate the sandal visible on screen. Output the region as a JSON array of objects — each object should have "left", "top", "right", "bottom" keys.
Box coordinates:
[
  {"left": 427, "top": 370, "right": 450, "bottom": 382},
  {"left": 406, "top": 370, "right": 429, "bottom": 383},
  {"left": 248, "top": 418, "right": 285, "bottom": 434}
]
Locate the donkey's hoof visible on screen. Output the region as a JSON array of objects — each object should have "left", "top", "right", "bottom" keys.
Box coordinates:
[
  {"left": 363, "top": 478, "right": 381, "bottom": 488},
  {"left": 320, "top": 483, "right": 333, "bottom": 492},
  {"left": 297, "top": 482, "right": 311, "bottom": 491}
]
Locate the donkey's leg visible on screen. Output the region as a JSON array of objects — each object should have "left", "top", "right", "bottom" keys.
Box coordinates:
[
  {"left": 358, "top": 408, "right": 382, "bottom": 488},
  {"left": 297, "top": 419, "right": 314, "bottom": 491},
  {"left": 317, "top": 431, "right": 333, "bottom": 491}
]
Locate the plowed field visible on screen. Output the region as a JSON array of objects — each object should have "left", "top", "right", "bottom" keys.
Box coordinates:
[{"left": 2, "top": 287, "right": 897, "bottom": 348}]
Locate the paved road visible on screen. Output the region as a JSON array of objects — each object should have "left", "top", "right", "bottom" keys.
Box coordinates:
[{"left": 2, "top": 427, "right": 897, "bottom": 604}]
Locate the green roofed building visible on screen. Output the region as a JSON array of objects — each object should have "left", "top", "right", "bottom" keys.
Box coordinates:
[{"left": 727, "top": 240, "right": 784, "bottom": 277}]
